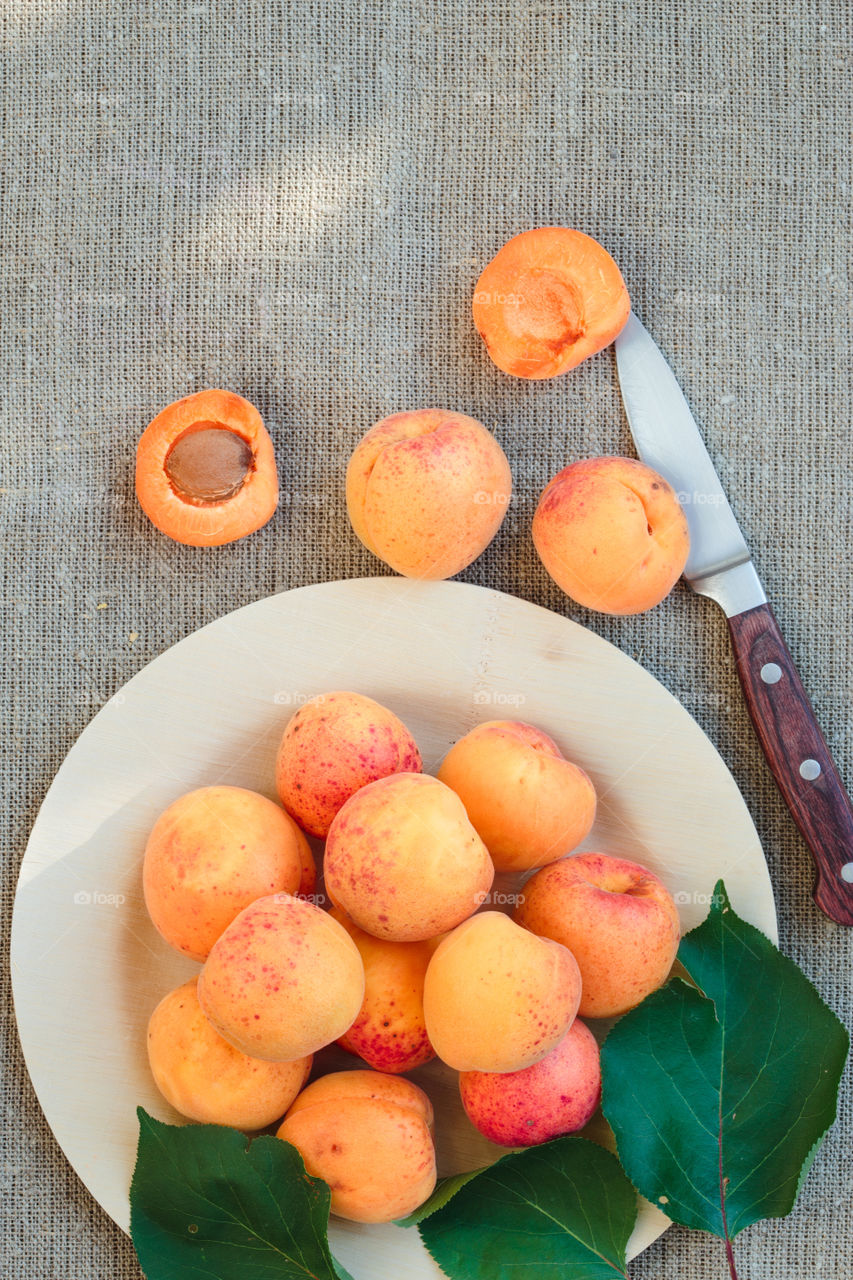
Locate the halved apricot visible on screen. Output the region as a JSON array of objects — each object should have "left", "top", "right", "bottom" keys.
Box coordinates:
[
  {"left": 135, "top": 389, "right": 278, "bottom": 545},
  {"left": 472, "top": 227, "right": 630, "bottom": 379}
]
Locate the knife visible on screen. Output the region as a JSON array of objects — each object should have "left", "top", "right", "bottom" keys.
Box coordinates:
[{"left": 615, "top": 312, "right": 853, "bottom": 926}]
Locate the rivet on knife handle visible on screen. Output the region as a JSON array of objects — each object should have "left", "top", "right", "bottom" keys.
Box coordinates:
[{"left": 727, "top": 602, "right": 853, "bottom": 926}]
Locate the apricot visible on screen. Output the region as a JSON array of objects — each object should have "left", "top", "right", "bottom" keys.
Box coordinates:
[
  {"left": 329, "top": 907, "right": 435, "bottom": 1074},
  {"left": 532, "top": 456, "right": 690, "bottom": 615},
  {"left": 324, "top": 773, "right": 494, "bottom": 942},
  {"left": 459, "top": 1017, "right": 601, "bottom": 1147},
  {"left": 422, "top": 911, "right": 581, "bottom": 1072},
  {"left": 346, "top": 409, "right": 512, "bottom": 579},
  {"left": 147, "top": 979, "right": 311, "bottom": 1130},
  {"left": 437, "top": 720, "right": 596, "bottom": 872},
  {"left": 142, "top": 785, "right": 309, "bottom": 962},
  {"left": 277, "top": 1070, "right": 436, "bottom": 1222},
  {"left": 514, "top": 852, "right": 681, "bottom": 1018},
  {"left": 197, "top": 893, "right": 364, "bottom": 1061},
  {"left": 136, "top": 389, "right": 278, "bottom": 545},
  {"left": 472, "top": 227, "right": 630, "bottom": 379},
  {"left": 276, "top": 691, "right": 422, "bottom": 839}
]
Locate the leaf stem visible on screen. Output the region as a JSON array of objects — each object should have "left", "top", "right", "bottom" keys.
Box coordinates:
[
  {"left": 718, "top": 1103, "right": 740, "bottom": 1279},
  {"left": 724, "top": 1233, "right": 740, "bottom": 1280}
]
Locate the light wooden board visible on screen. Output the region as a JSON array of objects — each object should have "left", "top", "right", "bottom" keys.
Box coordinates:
[{"left": 10, "top": 578, "right": 778, "bottom": 1278}]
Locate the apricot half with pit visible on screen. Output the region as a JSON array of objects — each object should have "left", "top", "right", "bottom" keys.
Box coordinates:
[{"left": 135, "top": 388, "right": 278, "bottom": 545}]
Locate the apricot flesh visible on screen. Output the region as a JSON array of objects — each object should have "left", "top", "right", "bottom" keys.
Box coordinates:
[
  {"left": 533, "top": 456, "right": 690, "bottom": 615},
  {"left": 198, "top": 893, "right": 365, "bottom": 1061},
  {"left": 276, "top": 691, "right": 422, "bottom": 839},
  {"left": 142, "top": 785, "right": 309, "bottom": 962},
  {"left": 329, "top": 907, "right": 435, "bottom": 1074},
  {"left": 147, "top": 979, "right": 311, "bottom": 1129},
  {"left": 346, "top": 409, "right": 512, "bottom": 579},
  {"left": 422, "top": 911, "right": 581, "bottom": 1072},
  {"left": 473, "top": 227, "right": 630, "bottom": 379},
  {"left": 459, "top": 1017, "right": 601, "bottom": 1146},
  {"left": 437, "top": 720, "right": 596, "bottom": 872},
  {"left": 514, "top": 851, "right": 681, "bottom": 1018},
  {"left": 324, "top": 773, "right": 495, "bottom": 942},
  {"left": 277, "top": 1070, "right": 436, "bottom": 1222}
]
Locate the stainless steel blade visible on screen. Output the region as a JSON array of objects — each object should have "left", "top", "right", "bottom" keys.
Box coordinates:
[{"left": 615, "top": 312, "right": 766, "bottom": 616}]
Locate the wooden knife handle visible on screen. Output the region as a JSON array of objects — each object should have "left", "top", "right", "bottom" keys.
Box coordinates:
[{"left": 728, "top": 602, "right": 853, "bottom": 925}]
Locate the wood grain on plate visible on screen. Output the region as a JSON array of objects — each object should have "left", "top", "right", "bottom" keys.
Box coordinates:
[{"left": 11, "top": 578, "right": 778, "bottom": 1279}]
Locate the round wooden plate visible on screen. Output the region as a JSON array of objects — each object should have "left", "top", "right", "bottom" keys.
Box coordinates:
[{"left": 11, "top": 578, "right": 777, "bottom": 1278}]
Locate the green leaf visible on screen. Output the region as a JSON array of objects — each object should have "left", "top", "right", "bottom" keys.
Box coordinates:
[
  {"left": 417, "top": 1137, "right": 637, "bottom": 1280},
  {"left": 396, "top": 1167, "right": 486, "bottom": 1227},
  {"left": 601, "top": 881, "right": 849, "bottom": 1243},
  {"left": 130, "top": 1109, "right": 353, "bottom": 1280}
]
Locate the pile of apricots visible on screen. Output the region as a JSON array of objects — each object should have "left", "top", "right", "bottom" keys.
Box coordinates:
[
  {"left": 144, "top": 691, "right": 681, "bottom": 1224},
  {"left": 135, "top": 227, "right": 690, "bottom": 616}
]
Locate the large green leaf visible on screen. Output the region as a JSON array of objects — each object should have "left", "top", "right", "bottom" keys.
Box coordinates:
[
  {"left": 396, "top": 1168, "right": 486, "bottom": 1227},
  {"left": 130, "top": 1109, "right": 353, "bottom": 1280},
  {"left": 601, "top": 881, "right": 848, "bottom": 1243},
  {"left": 417, "top": 1137, "right": 637, "bottom": 1280}
]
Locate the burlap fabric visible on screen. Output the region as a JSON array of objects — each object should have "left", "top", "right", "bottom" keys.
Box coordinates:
[{"left": 2, "top": 2, "right": 851, "bottom": 1277}]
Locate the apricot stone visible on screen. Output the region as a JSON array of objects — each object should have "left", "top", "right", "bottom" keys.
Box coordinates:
[
  {"left": 277, "top": 1070, "right": 436, "bottom": 1222},
  {"left": 329, "top": 907, "right": 435, "bottom": 1074},
  {"left": 142, "top": 785, "right": 309, "bottom": 962},
  {"left": 147, "top": 979, "right": 311, "bottom": 1129},
  {"left": 324, "top": 773, "right": 494, "bottom": 942},
  {"left": 422, "top": 911, "right": 581, "bottom": 1072},
  {"left": 346, "top": 409, "right": 512, "bottom": 579},
  {"left": 532, "top": 456, "right": 690, "bottom": 615},
  {"left": 514, "top": 851, "right": 681, "bottom": 1018},
  {"left": 198, "top": 893, "right": 364, "bottom": 1061},
  {"left": 437, "top": 720, "right": 596, "bottom": 872},
  {"left": 275, "top": 691, "right": 422, "bottom": 839},
  {"left": 459, "top": 1017, "right": 601, "bottom": 1146}
]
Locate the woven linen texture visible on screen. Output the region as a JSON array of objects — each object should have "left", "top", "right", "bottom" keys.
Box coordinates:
[{"left": 1, "top": 2, "right": 851, "bottom": 1277}]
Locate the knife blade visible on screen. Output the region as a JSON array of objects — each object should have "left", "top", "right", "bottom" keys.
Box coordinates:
[{"left": 615, "top": 312, "right": 853, "bottom": 926}]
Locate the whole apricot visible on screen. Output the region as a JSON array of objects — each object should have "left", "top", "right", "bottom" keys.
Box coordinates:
[
  {"left": 329, "top": 907, "right": 435, "bottom": 1073},
  {"left": 532, "top": 456, "right": 690, "bottom": 615},
  {"left": 514, "top": 851, "right": 681, "bottom": 1018},
  {"left": 459, "top": 1017, "right": 601, "bottom": 1146},
  {"left": 198, "top": 894, "right": 364, "bottom": 1061},
  {"left": 147, "top": 979, "right": 311, "bottom": 1129},
  {"left": 277, "top": 1070, "right": 436, "bottom": 1222},
  {"left": 437, "top": 719, "right": 596, "bottom": 871},
  {"left": 142, "top": 785, "right": 309, "bottom": 962},
  {"left": 275, "top": 691, "right": 422, "bottom": 838},
  {"left": 422, "top": 911, "right": 581, "bottom": 1072},
  {"left": 324, "top": 773, "right": 494, "bottom": 942},
  {"left": 346, "top": 409, "right": 512, "bottom": 579}
]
